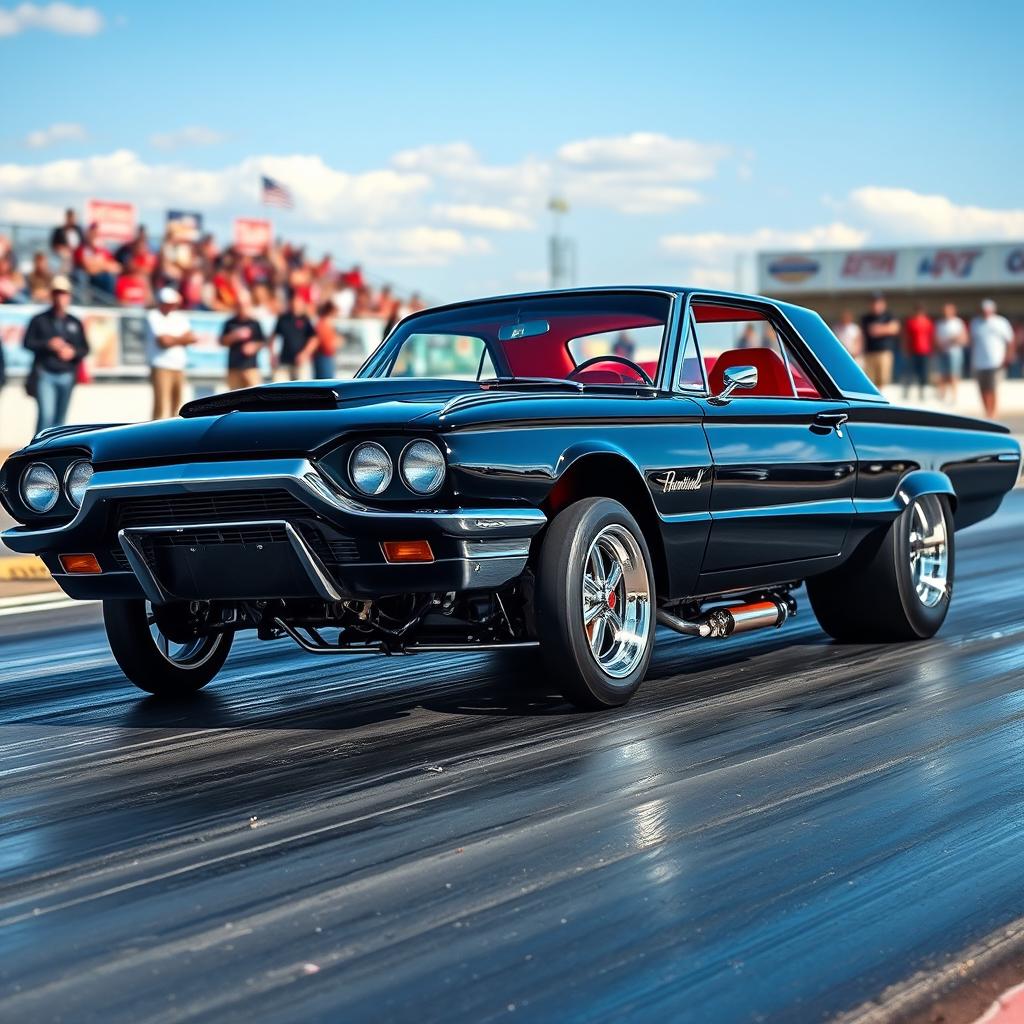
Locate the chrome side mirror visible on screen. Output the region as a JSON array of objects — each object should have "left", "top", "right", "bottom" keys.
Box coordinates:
[{"left": 711, "top": 364, "right": 758, "bottom": 404}]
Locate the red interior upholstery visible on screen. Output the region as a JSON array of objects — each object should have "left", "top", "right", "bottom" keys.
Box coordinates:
[
  {"left": 692, "top": 304, "right": 763, "bottom": 323},
  {"left": 708, "top": 348, "right": 794, "bottom": 398}
]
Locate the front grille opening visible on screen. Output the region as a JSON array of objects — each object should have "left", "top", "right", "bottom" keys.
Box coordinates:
[{"left": 115, "top": 490, "right": 311, "bottom": 529}]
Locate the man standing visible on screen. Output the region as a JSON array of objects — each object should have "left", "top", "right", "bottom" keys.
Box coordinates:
[
  {"left": 220, "top": 296, "right": 267, "bottom": 390},
  {"left": 22, "top": 275, "right": 89, "bottom": 436},
  {"left": 860, "top": 293, "right": 900, "bottom": 388},
  {"left": 269, "top": 292, "right": 316, "bottom": 382},
  {"left": 970, "top": 298, "right": 1013, "bottom": 418},
  {"left": 902, "top": 303, "right": 934, "bottom": 401},
  {"left": 49, "top": 209, "right": 82, "bottom": 270},
  {"left": 146, "top": 287, "right": 196, "bottom": 419}
]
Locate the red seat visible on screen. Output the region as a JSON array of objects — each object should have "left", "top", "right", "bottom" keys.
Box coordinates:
[{"left": 708, "top": 348, "right": 794, "bottom": 399}]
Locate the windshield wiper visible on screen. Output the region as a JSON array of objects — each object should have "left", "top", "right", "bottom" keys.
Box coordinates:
[
  {"left": 480, "top": 376, "right": 657, "bottom": 393},
  {"left": 480, "top": 376, "right": 585, "bottom": 391}
]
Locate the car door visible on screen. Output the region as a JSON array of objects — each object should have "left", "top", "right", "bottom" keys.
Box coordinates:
[{"left": 678, "top": 298, "right": 858, "bottom": 580}]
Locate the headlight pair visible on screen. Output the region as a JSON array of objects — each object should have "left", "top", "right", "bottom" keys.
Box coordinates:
[
  {"left": 20, "top": 460, "right": 93, "bottom": 513},
  {"left": 348, "top": 440, "right": 445, "bottom": 497}
]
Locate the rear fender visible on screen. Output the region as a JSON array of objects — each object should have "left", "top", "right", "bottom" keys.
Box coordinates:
[{"left": 854, "top": 468, "right": 957, "bottom": 525}]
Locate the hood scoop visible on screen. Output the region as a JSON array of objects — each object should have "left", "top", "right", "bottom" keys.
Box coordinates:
[{"left": 180, "top": 386, "right": 341, "bottom": 418}]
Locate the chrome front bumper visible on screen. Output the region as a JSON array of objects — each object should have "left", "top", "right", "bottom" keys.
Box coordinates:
[{"left": 3, "top": 458, "right": 547, "bottom": 604}]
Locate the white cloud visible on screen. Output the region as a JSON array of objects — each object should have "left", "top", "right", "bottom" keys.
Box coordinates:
[
  {"left": 660, "top": 222, "right": 868, "bottom": 260},
  {"left": 433, "top": 203, "right": 533, "bottom": 231},
  {"left": 557, "top": 132, "right": 729, "bottom": 214},
  {"left": 149, "top": 125, "right": 226, "bottom": 151},
  {"left": 847, "top": 186, "right": 1024, "bottom": 241},
  {"left": 346, "top": 226, "right": 491, "bottom": 267},
  {"left": 0, "top": 149, "right": 430, "bottom": 227},
  {"left": 688, "top": 266, "right": 736, "bottom": 289},
  {"left": 393, "top": 142, "right": 550, "bottom": 207},
  {"left": 569, "top": 179, "right": 702, "bottom": 215},
  {"left": 0, "top": 197, "right": 65, "bottom": 225},
  {"left": 0, "top": 2, "right": 102, "bottom": 36},
  {"left": 558, "top": 132, "right": 727, "bottom": 181},
  {"left": 24, "top": 121, "right": 87, "bottom": 148},
  {"left": 398, "top": 133, "right": 729, "bottom": 216}
]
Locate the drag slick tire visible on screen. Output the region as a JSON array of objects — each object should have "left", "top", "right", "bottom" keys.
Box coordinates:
[
  {"left": 807, "top": 494, "right": 954, "bottom": 642},
  {"left": 536, "top": 497, "right": 655, "bottom": 710},
  {"left": 103, "top": 599, "right": 233, "bottom": 696}
]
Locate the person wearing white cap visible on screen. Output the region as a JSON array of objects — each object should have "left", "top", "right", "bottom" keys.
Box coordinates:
[
  {"left": 970, "top": 298, "right": 1013, "bottom": 418},
  {"left": 145, "top": 286, "right": 196, "bottom": 419}
]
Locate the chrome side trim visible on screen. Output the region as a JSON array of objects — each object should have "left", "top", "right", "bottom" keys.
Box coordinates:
[{"left": 117, "top": 519, "right": 343, "bottom": 605}]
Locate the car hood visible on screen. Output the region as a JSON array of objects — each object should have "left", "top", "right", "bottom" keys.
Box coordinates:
[{"left": 22, "top": 378, "right": 664, "bottom": 467}]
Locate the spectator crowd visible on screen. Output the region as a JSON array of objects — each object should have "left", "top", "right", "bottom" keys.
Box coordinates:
[
  {"left": 0, "top": 208, "right": 430, "bottom": 433},
  {"left": 0, "top": 207, "right": 425, "bottom": 331},
  {"left": 832, "top": 293, "right": 1021, "bottom": 418}
]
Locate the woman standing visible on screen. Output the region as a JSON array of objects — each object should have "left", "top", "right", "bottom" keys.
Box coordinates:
[
  {"left": 934, "top": 302, "right": 968, "bottom": 405},
  {"left": 313, "top": 300, "right": 339, "bottom": 380}
]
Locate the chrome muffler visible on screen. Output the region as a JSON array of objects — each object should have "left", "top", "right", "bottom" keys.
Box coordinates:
[{"left": 657, "top": 593, "right": 795, "bottom": 639}]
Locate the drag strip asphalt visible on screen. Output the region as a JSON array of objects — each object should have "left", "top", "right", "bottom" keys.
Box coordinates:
[{"left": 2, "top": 494, "right": 1024, "bottom": 1023}]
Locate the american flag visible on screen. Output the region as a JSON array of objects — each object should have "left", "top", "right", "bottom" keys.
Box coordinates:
[{"left": 260, "top": 174, "right": 294, "bottom": 209}]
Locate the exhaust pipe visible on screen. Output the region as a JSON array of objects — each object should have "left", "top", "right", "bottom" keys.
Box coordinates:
[{"left": 657, "top": 593, "right": 795, "bottom": 640}]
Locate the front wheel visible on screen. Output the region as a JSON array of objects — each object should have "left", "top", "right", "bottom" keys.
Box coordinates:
[
  {"left": 807, "top": 494, "right": 954, "bottom": 642},
  {"left": 535, "top": 498, "right": 655, "bottom": 709},
  {"left": 103, "top": 599, "right": 233, "bottom": 696}
]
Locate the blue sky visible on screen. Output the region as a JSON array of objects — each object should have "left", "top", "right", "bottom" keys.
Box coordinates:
[{"left": 1, "top": 0, "right": 1022, "bottom": 298}]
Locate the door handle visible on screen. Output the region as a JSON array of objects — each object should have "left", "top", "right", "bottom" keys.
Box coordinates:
[{"left": 812, "top": 412, "right": 849, "bottom": 438}]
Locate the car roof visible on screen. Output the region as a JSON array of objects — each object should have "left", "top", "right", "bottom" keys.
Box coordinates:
[{"left": 403, "top": 285, "right": 814, "bottom": 322}]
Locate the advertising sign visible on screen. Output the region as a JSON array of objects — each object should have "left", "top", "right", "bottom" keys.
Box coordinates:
[
  {"left": 166, "top": 210, "right": 204, "bottom": 242},
  {"left": 233, "top": 217, "right": 273, "bottom": 256},
  {"left": 85, "top": 199, "right": 137, "bottom": 244},
  {"left": 758, "top": 241, "right": 1024, "bottom": 294}
]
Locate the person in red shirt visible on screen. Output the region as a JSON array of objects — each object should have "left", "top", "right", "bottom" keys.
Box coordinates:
[
  {"left": 115, "top": 266, "right": 152, "bottom": 306},
  {"left": 903, "top": 303, "right": 934, "bottom": 401}
]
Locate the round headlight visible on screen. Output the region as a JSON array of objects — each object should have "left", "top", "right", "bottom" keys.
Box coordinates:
[
  {"left": 65, "top": 460, "right": 94, "bottom": 508},
  {"left": 20, "top": 463, "right": 60, "bottom": 513},
  {"left": 349, "top": 442, "right": 393, "bottom": 496},
  {"left": 401, "top": 439, "right": 446, "bottom": 495}
]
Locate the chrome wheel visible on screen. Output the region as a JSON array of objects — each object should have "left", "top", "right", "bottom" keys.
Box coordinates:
[
  {"left": 581, "top": 524, "right": 652, "bottom": 679},
  {"left": 145, "top": 602, "right": 224, "bottom": 669},
  {"left": 908, "top": 498, "right": 949, "bottom": 608}
]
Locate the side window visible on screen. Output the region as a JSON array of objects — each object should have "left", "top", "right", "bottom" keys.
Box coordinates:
[{"left": 681, "top": 303, "right": 822, "bottom": 399}]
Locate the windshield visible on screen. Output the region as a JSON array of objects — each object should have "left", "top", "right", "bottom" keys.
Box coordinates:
[{"left": 358, "top": 292, "right": 671, "bottom": 386}]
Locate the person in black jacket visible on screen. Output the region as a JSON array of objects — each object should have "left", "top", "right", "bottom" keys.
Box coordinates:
[{"left": 23, "top": 274, "right": 89, "bottom": 436}]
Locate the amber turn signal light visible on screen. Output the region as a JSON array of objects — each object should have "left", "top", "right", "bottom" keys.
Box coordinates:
[
  {"left": 58, "top": 553, "right": 102, "bottom": 575},
  {"left": 381, "top": 540, "right": 434, "bottom": 564}
]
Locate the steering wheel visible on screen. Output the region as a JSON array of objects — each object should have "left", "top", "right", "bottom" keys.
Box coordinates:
[{"left": 567, "top": 355, "right": 655, "bottom": 386}]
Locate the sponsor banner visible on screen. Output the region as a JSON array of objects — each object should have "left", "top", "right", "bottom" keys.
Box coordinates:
[
  {"left": 758, "top": 241, "right": 1024, "bottom": 293},
  {"left": 233, "top": 217, "right": 272, "bottom": 256},
  {"left": 1, "top": 304, "right": 384, "bottom": 378},
  {"left": 85, "top": 199, "right": 137, "bottom": 244},
  {"left": 166, "top": 210, "right": 203, "bottom": 242}
]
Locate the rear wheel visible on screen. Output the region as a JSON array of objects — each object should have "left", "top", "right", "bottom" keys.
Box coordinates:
[
  {"left": 535, "top": 498, "right": 655, "bottom": 709},
  {"left": 103, "top": 599, "right": 233, "bottom": 696},
  {"left": 808, "top": 494, "right": 954, "bottom": 642}
]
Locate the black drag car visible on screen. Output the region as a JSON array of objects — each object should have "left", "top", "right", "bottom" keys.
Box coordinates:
[{"left": 2, "top": 288, "right": 1020, "bottom": 708}]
